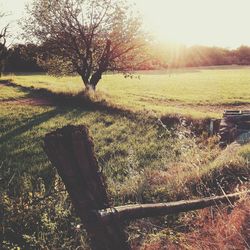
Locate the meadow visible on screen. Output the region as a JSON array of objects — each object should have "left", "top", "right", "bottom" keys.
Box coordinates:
[
  {"left": 1, "top": 66, "right": 250, "bottom": 249},
  {"left": 3, "top": 65, "right": 250, "bottom": 118}
]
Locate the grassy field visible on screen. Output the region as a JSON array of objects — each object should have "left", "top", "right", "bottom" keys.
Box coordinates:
[
  {"left": 1, "top": 67, "right": 250, "bottom": 249},
  {"left": 2, "top": 66, "right": 250, "bottom": 118}
]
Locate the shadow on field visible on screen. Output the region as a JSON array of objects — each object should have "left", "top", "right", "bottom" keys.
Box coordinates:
[
  {"left": 0, "top": 108, "right": 61, "bottom": 143},
  {"left": 0, "top": 79, "right": 136, "bottom": 118},
  {"left": 0, "top": 79, "right": 217, "bottom": 132}
]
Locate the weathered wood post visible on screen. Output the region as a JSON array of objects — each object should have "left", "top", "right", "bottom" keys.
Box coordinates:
[{"left": 44, "top": 125, "right": 130, "bottom": 250}]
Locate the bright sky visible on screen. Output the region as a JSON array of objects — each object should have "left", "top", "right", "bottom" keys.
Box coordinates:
[{"left": 1, "top": 0, "right": 250, "bottom": 48}]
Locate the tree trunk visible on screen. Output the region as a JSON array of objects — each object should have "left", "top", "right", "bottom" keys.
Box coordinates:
[
  {"left": 80, "top": 74, "right": 99, "bottom": 92},
  {"left": 80, "top": 75, "right": 89, "bottom": 90},
  {"left": 0, "top": 60, "right": 3, "bottom": 78},
  {"left": 89, "top": 71, "right": 102, "bottom": 90},
  {"left": 86, "top": 84, "right": 96, "bottom": 91},
  {"left": 0, "top": 193, "right": 3, "bottom": 247}
]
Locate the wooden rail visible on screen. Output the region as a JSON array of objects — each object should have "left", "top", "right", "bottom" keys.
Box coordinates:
[
  {"left": 223, "top": 110, "right": 250, "bottom": 117},
  {"left": 98, "top": 191, "right": 248, "bottom": 221},
  {"left": 44, "top": 125, "right": 249, "bottom": 250}
]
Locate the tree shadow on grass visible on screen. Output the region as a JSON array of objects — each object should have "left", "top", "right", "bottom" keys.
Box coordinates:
[
  {"left": 0, "top": 108, "right": 64, "bottom": 143},
  {"left": 0, "top": 79, "right": 138, "bottom": 119}
]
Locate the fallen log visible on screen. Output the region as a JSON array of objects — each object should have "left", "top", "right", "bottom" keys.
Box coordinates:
[{"left": 98, "top": 191, "right": 249, "bottom": 221}]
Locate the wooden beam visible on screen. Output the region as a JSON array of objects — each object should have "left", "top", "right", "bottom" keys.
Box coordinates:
[
  {"left": 98, "top": 191, "right": 249, "bottom": 221},
  {"left": 224, "top": 110, "right": 250, "bottom": 117}
]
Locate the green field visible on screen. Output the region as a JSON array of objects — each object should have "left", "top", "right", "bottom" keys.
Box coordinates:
[
  {"left": 3, "top": 66, "right": 250, "bottom": 118},
  {"left": 1, "top": 66, "right": 250, "bottom": 249}
]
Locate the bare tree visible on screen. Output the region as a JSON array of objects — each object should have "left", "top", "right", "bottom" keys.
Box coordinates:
[
  {"left": 0, "top": 12, "right": 8, "bottom": 77},
  {"left": 22, "top": 0, "right": 147, "bottom": 91}
]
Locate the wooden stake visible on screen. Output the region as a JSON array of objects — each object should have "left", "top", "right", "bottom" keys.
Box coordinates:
[{"left": 44, "top": 125, "right": 130, "bottom": 250}]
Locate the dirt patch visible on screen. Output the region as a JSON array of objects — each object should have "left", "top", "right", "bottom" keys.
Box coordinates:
[
  {"left": 0, "top": 80, "right": 14, "bottom": 86},
  {"left": 1, "top": 97, "right": 54, "bottom": 106},
  {"left": 0, "top": 81, "right": 54, "bottom": 106}
]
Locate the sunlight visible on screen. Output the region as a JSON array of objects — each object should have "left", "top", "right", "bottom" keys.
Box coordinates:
[
  {"left": 2, "top": 0, "right": 250, "bottom": 48},
  {"left": 133, "top": 0, "right": 250, "bottom": 48}
]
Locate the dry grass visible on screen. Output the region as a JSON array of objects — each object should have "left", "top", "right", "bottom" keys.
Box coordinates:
[
  {"left": 182, "top": 198, "right": 250, "bottom": 250},
  {"left": 139, "top": 197, "right": 250, "bottom": 250}
]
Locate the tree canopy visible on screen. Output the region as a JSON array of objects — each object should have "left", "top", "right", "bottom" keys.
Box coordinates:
[{"left": 23, "top": 0, "right": 146, "bottom": 90}]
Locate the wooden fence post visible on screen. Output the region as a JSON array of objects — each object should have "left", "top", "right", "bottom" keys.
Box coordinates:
[{"left": 44, "top": 125, "right": 130, "bottom": 250}]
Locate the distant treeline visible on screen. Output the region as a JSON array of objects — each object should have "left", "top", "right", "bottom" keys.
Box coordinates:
[
  {"left": 4, "top": 43, "right": 250, "bottom": 72},
  {"left": 5, "top": 44, "right": 44, "bottom": 73},
  {"left": 140, "top": 44, "right": 250, "bottom": 70}
]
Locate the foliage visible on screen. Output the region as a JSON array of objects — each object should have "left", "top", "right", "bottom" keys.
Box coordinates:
[
  {"left": 5, "top": 44, "right": 44, "bottom": 73},
  {"left": 5, "top": 40, "right": 250, "bottom": 74},
  {"left": 139, "top": 43, "right": 250, "bottom": 69},
  {"left": 22, "top": 0, "right": 147, "bottom": 90},
  {"left": 236, "top": 45, "right": 250, "bottom": 65}
]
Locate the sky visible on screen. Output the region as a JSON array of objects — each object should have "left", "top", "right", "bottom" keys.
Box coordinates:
[{"left": 1, "top": 0, "right": 250, "bottom": 48}]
